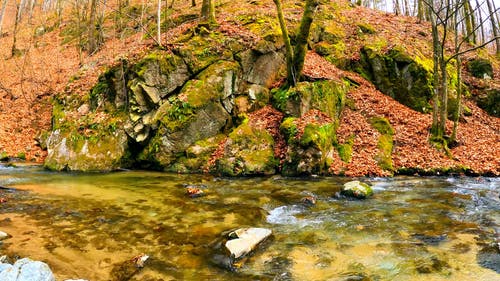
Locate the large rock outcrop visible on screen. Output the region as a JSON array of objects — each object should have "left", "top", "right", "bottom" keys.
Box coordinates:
[{"left": 44, "top": 26, "right": 285, "bottom": 173}]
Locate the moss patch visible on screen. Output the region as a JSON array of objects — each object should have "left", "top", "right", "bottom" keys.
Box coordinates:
[
  {"left": 369, "top": 117, "right": 394, "bottom": 171},
  {"left": 215, "top": 120, "right": 277, "bottom": 176},
  {"left": 355, "top": 47, "right": 433, "bottom": 113},
  {"left": 466, "top": 58, "right": 493, "bottom": 79},
  {"left": 274, "top": 80, "right": 348, "bottom": 120}
]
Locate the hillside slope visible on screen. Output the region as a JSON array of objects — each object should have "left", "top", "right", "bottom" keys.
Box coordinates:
[{"left": 0, "top": 0, "right": 498, "bottom": 176}]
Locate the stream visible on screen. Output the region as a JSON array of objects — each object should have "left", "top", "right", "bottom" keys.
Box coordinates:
[{"left": 0, "top": 164, "right": 499, "bottom": 280}]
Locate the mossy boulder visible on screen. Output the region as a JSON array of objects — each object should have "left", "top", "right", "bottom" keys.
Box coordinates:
[
  {"left": 136, "top": 61, "right": 238, "bottom": 169},
  {"left": 341, "top": 181, "right": 373, "bottom": 199},
  {"left": 44, "top": 128, "right": 128, "bottom": 172},
  {"left": 475, "top": 88, "right": 500, "bottom": 117},
  {"left": 466, "top": 58, "right": 493, "bottom": 79},
  {"left": 139, "top": 99, "right": 230, "bottom": 169},
  {"left": 281, "top": 117, "right": 337, "bottom": 176},
  {"left": 131, "top": 51, "right": 190, "bottom": 96},
  {"left": 214, "top": 120, "right": 277, "bottom": 176},
  {"left": 173, "top": 135, "right": 226, "bottom": 173},
  {"left": 369, "top": 117, "right": 394, "bottom": 171},
  {"left": 174, "top": 31, "right": 242, "bottom": 74},
  {"left": 237, "top": 49, "right": 285, "bottom": 87},
  {"left": 273, "top": 80, "right": 348, "bottom": 120},
  {"left": 354, "top": 47, "right": 433, "bottom": 113}
]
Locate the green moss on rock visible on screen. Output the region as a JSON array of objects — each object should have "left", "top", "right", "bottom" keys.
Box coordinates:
[
  {"left": 354, "top": 47, "right": 433, "bottom": 113},
  {"left": 337, "top": 134, "right": 354, "bottom": 163},
  {"left": 215, "top": 121, "right": 277, "bottom": 176},
  {"left": 475, "top": 89, "right": 500, "bottom": 117},
  {"left": 466, "top": 58, "right": 493, "bottom": 79},
  {"left": 341, "top": 180, "right": 373, "bottom": 199},
  {"left": 275, "top": 80, "right": 348, "bottom": 120},
  {"left": 369, "top": 117, "right": 394, "bottom": 171}
]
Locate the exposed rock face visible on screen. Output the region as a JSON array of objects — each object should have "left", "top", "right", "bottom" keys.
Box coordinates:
[
  {"left": 355, "top": 47, "right": 433, "bottom": 113},
  {"left": 44, "top": 129, "right": 128, "bottom": 172},
  {"left": 466, "top": 58, "right": 493, "bottom": 79},
  {"left": 475, "top": 88, "right": 499, "bottom": 117},
  {"left": 215, "top": 121, "right": 277, "bottom": 176},
  {"left": 0, "top": 258, "right": 55, "bottom": 281},
  {"left": 44, "top": 28, "right": 284, "bottom": 172},
  {"left": 277, "top": 80, "right": 348, "bottom": 175}
]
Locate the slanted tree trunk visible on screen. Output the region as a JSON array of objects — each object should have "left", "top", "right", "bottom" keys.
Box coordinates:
[
  {"left": 200, "top": 0, "right": 215, "bottom": 24},
  {"left": 11, "top": 2, "right": 20, "bottom": 57},
  {"left": 157, "top": 0, "right": 162, "bottom": 47},
  {"left": 451, "top": 2, "right": 462, "bottom": 143},
  {"left": 0, "top": 0, "right": 8, "bottom": 36},
  {"left": 272, "top": 0, "right": 294, "bottom": 85},
  {"left": 417, "top": 0, "right": 424, "bottom": 22},
  {"left": 88, "top": 0, "right": 98, "bottom": 53},
  {"left": 486, "top": 0, "right": 500, "bottom": 56},
  {"left": 394, "top": 0, "right": 401, "bottom": 15},
  {"left": 476, "top": 0, "right": 485, "bottom": 44},
  {"left": 463, "top": 0, "right": 476, "bottom": 44},
  {"left": 430, "top": 4, "right": 440, "bottom": 137},
  {"left": 292, "top": 0, "right": 319, "bottom": 84},
  {"left": 438, "top": 49, "right": 448, "bottom": 138}
]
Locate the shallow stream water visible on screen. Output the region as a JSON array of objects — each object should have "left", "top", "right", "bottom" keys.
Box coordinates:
[{"left": 0, "top": 165, "right": 499, "bottom": 280}]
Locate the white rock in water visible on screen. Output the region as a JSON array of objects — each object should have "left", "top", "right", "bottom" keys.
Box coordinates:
[
  {"left": 225, "top": 228, "right": 272, "bottom": 259},
  {"left": 0, "top": 231, "right": 9, "bottom": 240},
  {"left": 0, "top": 258, "right": 55, "bottom": 281}
]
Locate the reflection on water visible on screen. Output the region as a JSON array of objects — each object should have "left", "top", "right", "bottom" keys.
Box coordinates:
[{"left": 0, "top": 165, "right": 498, "bottom": 280}]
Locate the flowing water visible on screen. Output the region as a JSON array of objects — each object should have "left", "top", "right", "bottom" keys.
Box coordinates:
[{"left": 0, "top": 164, "right": 499, "bottom": 281}]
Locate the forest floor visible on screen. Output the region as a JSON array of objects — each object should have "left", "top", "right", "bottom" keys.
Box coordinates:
[{"left": 0, "top": 0, "right": 498, "bottom": 176}]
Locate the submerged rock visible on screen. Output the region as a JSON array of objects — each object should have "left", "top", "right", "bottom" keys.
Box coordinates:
[
  {"left": 0, "top": 231, "right": 9, "bottom": 240},
  {"left": 477, "top": 243, "right": 500, "bottom": 273},
  {"left": 0, "top": 258, "right": 55, "bottom": 281},
  {"left": 341, "top": 181, "right": 373, "bottom": 199},
  {"left": 225, "top": 228, "right": 272, "bottom": 259},
  {"left": 212, "top": 227, "right": 272, "bottom": 270}
]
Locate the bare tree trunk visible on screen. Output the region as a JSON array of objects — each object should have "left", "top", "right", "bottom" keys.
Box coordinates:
[
  {"left": 88, "top": 0, "right": 98, "bottom": 54},
  {"left": 451, "top": 1, "right": 462, "bottom": 143},
  {"left": 27, "top": 0, "right": 35, "bottom": 23},
  {"left": 272, "top": 0, "right": 294, "bottom": 85},
  {"left": 403, "top": 0, "right": 410, "bottom": 16},
  {"left": 157, "top": 0, "right": 161, "bottom": 47},
  {"left": 11, "top": 2, "right": 20, "bottom": 57},
  {"left": 292, "top": 0, "right": 319, "bottom": 84},
  {"left": 191, "top": 0, "right": 195, "bottom": 7},
  {"left": 0, "top": 0, "right": 8, "bottom": 36},
  {"left": 200, "top": 0, "right": 215, "bottom": 24},
  {"left": 486, "top": 0, "right": 500, "bottom": 56},
  {"left": 394, "top": 0, "right": 401, "bottom": 15},
  {"left": 463, "top": 0, "right": 476, "bottom": 44},
  {"left": 476, "top": 0, "right": 485, "bottom": 44},
  {"left": 430, "top": 4, "right": 440, "bottom": 137}
]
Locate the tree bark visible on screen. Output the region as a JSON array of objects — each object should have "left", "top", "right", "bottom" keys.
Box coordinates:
[
  {"left": 157, "top": 0, "right": 162, "bottom": 47},
  {"left": 0, "top": 0, "right": 8, "bottom": 36},
  {"left": 201, "top": 0, "right": 215, "bottom": 24},
  {"left": 272, "top": 0, "right": 295, "bottom": 85},
  {"left": 292, "top": 0, "right": 319, "bottom": 84},
  {"left": 430, "top": 4, "right": 440, "bottom": 137},
  {"left": 463, "top": 0, "right": 476, "bottom": 44},
  {"left": 394, "top": 0, "right": 401, "bottom": 15},
  {"left": 11, "top": 2, "right": 20, "bottom": 57},
  {"left": 88, "top": 0, "right": 98, "bottom": 53},
  {"left": 486, "top": 0, "right": 500, "bottom": 56},
  {"left": 476, "top": 0, "right": 485, "bottom": 44}
]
